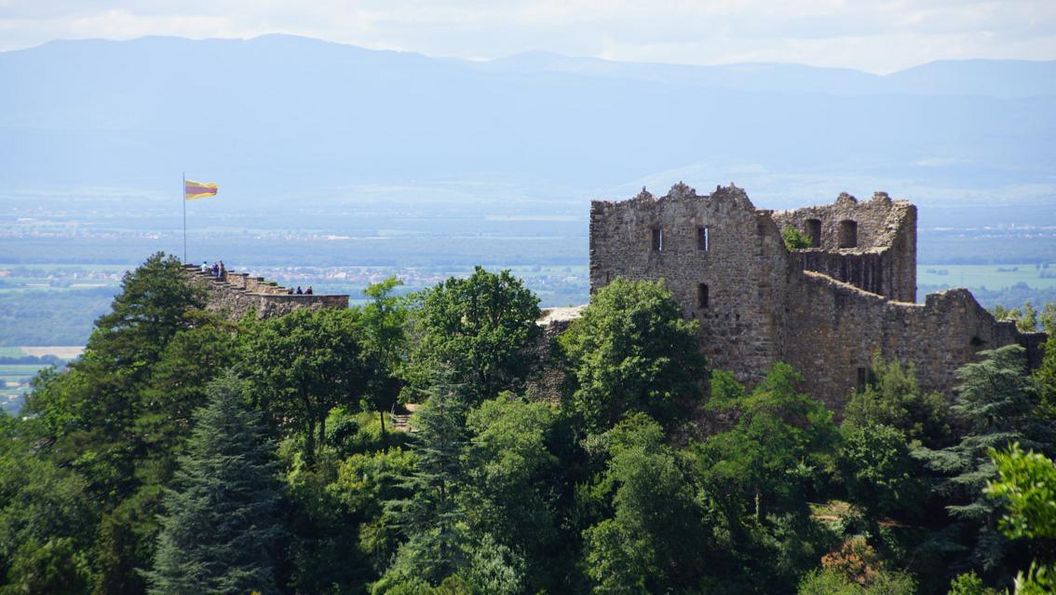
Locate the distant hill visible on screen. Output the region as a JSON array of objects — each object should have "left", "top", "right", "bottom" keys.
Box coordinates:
[{"left": 1, "top": 34, "right": 1054, "bottom": 204}]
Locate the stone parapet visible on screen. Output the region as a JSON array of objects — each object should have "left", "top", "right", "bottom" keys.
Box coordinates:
[{"left": 182, "top": 264, "right": 349, "bottom": 320}]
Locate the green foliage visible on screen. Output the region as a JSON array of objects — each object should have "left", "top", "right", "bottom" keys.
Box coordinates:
[
  {"left": 837, "top": 424, "right": 918, "bottom": 521},
  {"left": 916, "top": 345, "right": 1051, "bottom": 576},
  {"left": 136, "top": 321, "right": 239, "bottom": 484},
  {"left": 87, "top": 252, "right": 206, "bottom": 378},
  {"left": 798, "top": 537, "right": 917, "bottom": 594},
  {"left": 581, "top": 413, "right": 708, "bottom": 593},
  {"left": 92, "top": 485, "right": 164, "bottom": 595},
  {"left": 797, "top": 567, "right": 916, "bottom": 594},
  {"left": 408, "top": 267, "right": 541, "bottom": 403},
  {"left": 1036, "top": 331, "right": 1056, "bottom": 418},
  {"left": 843, "top": 354, "right": 951, "bottom": 448},
  {"left": 461, "top": 394, "right": 559, "bottom": 585},
  {"left": 242, "top": 306, "right": 368, "bottom": 463},
  {"left": 358, "top": 277, "right": 411, "bottom": 434},
  {"left": 697, "top": 364, "right": 838, "bottom": 521},
  {"left": 334, "top": 447, "right": 416, "bottom": 572},
  {"left": 948, "top": 571, "right": 1003, "bottom": 595},
  {"left": 990, "top": 302, "right": 1041, "bottom": 333},
  {"left": 985, "top": 443, "right": 1056, "bottom": 595},
  {"left": 146, "top": 373, "right": 284, "bottom": 594},
  {"left": 5, "top": 255, "right": 1053, "bottom": 594},
  {"left": 0, "top": 451, "right": 95, "bottom": 593},
  {"left": 560, "top": 278, "right": 704, "bottom": 432},
  {"left": 782, "top": 225, "right": 814, "bottom": 250},
  {"left": 377, "top": 382, "right": 472, "bottom": 590},
  {"left": 23, "top": 252, "right": 206, "bottom": 502},
  {"left": 986, "top": 443, "right": 1056, "bottom": 540}
]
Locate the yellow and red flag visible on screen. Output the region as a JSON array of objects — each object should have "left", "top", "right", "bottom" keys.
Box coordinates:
[{"left": 184, "top": 179, "right": 218, "bottom": 200}]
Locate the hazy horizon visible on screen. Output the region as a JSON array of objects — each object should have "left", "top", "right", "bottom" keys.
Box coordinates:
[{"left": 3, "top": 0, "right": 1055, "bottom": 74}]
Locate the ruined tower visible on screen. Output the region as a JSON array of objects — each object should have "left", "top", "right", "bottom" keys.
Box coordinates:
[{"left": 589, "top": 183, "right": 1045, "bottom": 409}]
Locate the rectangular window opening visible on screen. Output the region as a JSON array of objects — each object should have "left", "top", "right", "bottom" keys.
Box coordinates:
[
  {"left": 697, "top": 283, "right": 709, "bottom": 308},
  {"left": 856, "top": 367, "right": 877, "bottom": 392},
  {"left": 651, "top": 228, "right": 663, "bottom": 251},
  {"left": 697, "top": 226, "right": 710, "bottom": 251}
]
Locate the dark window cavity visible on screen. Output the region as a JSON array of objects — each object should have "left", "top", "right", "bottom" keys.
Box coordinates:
[
  {"left": 651, "top": 228, "right": 663, "bottom": 251},
  {"left": 697, "top": 226, "right": 710, "bottom": 251},
  {"left": 856, "top": 366, "right": 876, "bottom": 391},
  {"left": 806, "top": 219, "right": 822, "bottom": 248},
  {"left": 839, "top": 220, "right": 858, "bottom": 248},
  {"left": 697, "top": 283, "right": 709, "bottom": 308}
]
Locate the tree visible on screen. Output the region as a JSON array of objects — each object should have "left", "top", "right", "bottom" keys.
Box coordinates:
[
  {"left": 357, "top": 277, "right": 410, "bottom": 436},
  {"left": 837, "top": 424, "right": 917, "bottom": 522},
  {"left": 22, "top": 252, "right": 206, "bottom": 501},
  {"left": 375, "top": 381, "right": 472, "bottom": 591},
  {"left": 915, "top": 345, "right": 1053, "bottom": 576},
  {"left": 843, "top": 354, "right": 951, "bottom": 448},
  {"left": 0, "top": 429, "right": 96, "bottom": 594},
  {"left": 146, "top": 373, "right": 284, "bottom": 595},
  {"left": 696, "top": 364, "right": 838, "bottom": 522},
  {"left": 1035, "top": 330, "right": 1056, "bottom": 418},
  {"left": 990, "top": 302, "right": 1049, "bottom": 333},
  {"left": 242, "top": 307, "right": 368, "bottom": 463},
  {"left": 408, "top": 267, "right": 541, "bottom": 403},
  {"left": 136, "top": 320, "right": 240, "bottom": 483},
  {"left": 985, "top": 443, "right": 1056, "bottom": 593},
  {"left": 461, "top": 393, "right": 559, "bottom": 589},
  {"left": 560, "top": 278, "right": 704, "bottom": 432},
  {"left": 580, "top": 413, "right": 708, "bottom": 593},
  {"left": 87, "top": 252, "right": 205, "bottom": 377},
  {"left": 782, "top": 225, "right": 813, "bottom": 250}
]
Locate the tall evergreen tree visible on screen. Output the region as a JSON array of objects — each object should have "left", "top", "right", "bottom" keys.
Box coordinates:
[
  {"left": 375, "top": 381, "right": 471, "bottom": 591},
  {"left": 916, "top": 345, "right": 1053, "bottom": 578},
  {"left": 146, "top": 373, "right": 284, "bottom": 595}
]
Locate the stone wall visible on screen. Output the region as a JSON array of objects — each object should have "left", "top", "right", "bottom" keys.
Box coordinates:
[
  {"left": 183, "top": 265, "right": 349, "bottom": 320},
  {"left": 590, "top": 183, "right": 790, "bottom": 384},
  {"left": 783, "top": 272, "right": 1044, "bottom": 410},
  {"left": 588, "top": 183, "right": 1043, "bottom": 409},
  {"left": 772, "top": 192, "right": 917, "bottom": 302}
]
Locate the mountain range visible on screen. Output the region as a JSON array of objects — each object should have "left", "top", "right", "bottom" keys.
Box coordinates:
[{"left": 2, "top": 34, "right": 1054, "bottom": 211}]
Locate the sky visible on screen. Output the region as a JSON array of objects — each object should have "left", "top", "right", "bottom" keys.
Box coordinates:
[{"left": 1, "top": 0, "right": 1054, "bottom": 73}]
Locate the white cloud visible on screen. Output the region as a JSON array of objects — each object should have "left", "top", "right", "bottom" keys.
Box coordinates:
[{"left": 1, "top": 0, "right": 1054, "bottom": 72}]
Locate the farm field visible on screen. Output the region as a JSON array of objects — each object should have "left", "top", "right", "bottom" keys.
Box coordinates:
[
  {"left": 0, "top": 346, "right": 78, "bottom": 413},
  {"left": 917, "top": 263, "right": 1056, "bottom": 291}
]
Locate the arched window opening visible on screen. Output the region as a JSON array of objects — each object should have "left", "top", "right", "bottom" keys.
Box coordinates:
[{"left": 839, "top": 220, "right": 858, "bottom": 248}]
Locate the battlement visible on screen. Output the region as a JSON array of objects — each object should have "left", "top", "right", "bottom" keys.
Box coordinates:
[
  {"left": 182, "top": 264, "right": 349, "bottom": 319},
  {"left": 588, "top": 182, "right": 1043, "bottom": 408},
  {"left": 773, "top": 191, "right": 917, "bottom": 301}
]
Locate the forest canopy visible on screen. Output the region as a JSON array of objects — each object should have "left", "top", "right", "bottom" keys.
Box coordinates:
[{"left": 1, "top": 252, "right": 1054, "bottom": 594}]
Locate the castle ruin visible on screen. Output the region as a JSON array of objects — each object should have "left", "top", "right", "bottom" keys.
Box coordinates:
[
  {"left": 183, "top": 264, "right": 348, "bottom": 319},
  {"left": 589, "top": 183, "right": 1046, "bottom": 409}
]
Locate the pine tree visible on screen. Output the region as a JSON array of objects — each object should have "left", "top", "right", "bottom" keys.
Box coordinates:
[
  {"left": 146, "top": 372, "right": 284, "bottom": 595},
  {"left": 375, "top": 381, "right": 471, "bottom": 590},
  {"left": 916, "top": 345, "right": 1053, "bottom": 576}
]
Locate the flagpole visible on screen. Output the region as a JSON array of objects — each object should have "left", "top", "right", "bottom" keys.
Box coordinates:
[{"left": 182, "top": 171, "right": 187, "bottom": 264}]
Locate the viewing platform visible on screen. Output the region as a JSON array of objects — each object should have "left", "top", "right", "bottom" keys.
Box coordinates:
[{"left": 182, "top": 264, "right": 349, "bottom": 320}]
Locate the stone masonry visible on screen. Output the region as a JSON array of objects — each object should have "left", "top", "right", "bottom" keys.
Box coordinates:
[
  {"left": 588, "top": 183, "right": 1046, "bottom": 410},
  {"left": 182, "top": 264, "right": 349, "bottom": 320}
]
